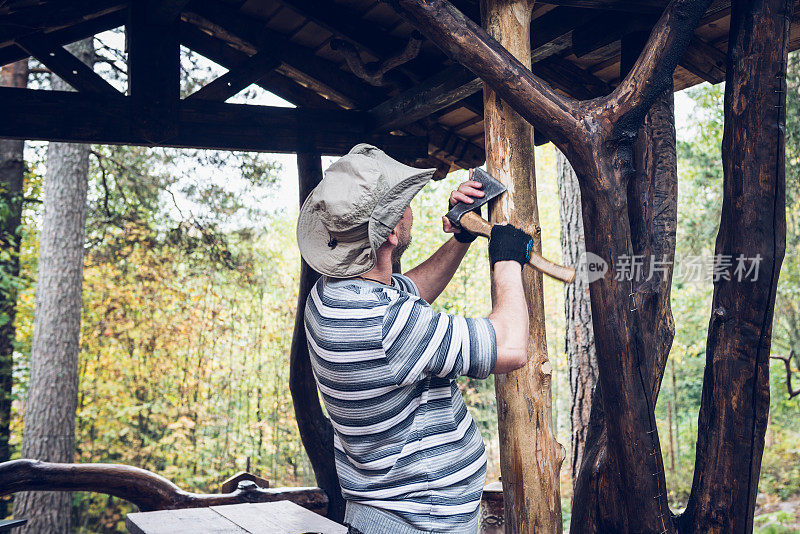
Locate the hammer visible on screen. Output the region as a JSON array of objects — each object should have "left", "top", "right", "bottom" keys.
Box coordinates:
[{"left": 446, "top": 168, "right": 576, "bottom": 284}]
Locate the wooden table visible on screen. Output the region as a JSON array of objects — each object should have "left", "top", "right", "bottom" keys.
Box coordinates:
[{"left": 126, "top": 501, "right": 348, "bottom": 534}]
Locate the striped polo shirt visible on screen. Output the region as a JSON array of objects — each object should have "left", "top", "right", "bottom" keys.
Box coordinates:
[{"left": 304, "top": 273, "right": 497, "bottom": 533}]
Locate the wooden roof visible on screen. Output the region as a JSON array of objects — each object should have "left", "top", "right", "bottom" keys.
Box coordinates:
[{"left": 2, "top": 0, "right": 800, "bottom": 169}]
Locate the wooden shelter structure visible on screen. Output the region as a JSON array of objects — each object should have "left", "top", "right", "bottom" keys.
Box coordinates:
[
  {"left": 1, "top": 0, "right": 798, "bottom": 532},
  {"left": 3, "top": 0, "right": 799, "bottom": 164}
]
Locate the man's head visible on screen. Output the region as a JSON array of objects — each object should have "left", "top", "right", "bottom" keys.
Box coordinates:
[{"left": 297, "top": 144, "right": 434, "bottom": 278}]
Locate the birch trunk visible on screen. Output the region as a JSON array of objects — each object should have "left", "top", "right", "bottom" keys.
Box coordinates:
[{"left": 14, "top": 39, "right": 92, "bottom": 533}]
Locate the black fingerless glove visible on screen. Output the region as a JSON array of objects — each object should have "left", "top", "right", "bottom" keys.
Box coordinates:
[
  {"left": 488, "top": 224, "right": 533, "bottom": 267},
  {"left": 449, "top": 201, "right": 480, "bottom": 243}
]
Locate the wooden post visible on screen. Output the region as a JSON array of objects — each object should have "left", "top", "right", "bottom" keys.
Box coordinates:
[
  {"left": 480, "top": 1, "right": 564, "bottom": 532},
  {"left": 127, "top": 1, "right": 180, "bottom": 142},
  {"left": 288, "top": 139, "right": 345, "bottom": 522},
  {"left": 679, "top": 0, "right": 793, "bottom": 531}
]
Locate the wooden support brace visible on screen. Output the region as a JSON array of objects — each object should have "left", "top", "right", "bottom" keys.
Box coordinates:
[
  {"left": 178, "top": 22, "right": 339, "bottom": 110},
  {"left": 17, "top": 37, "right": 120, "bottom": 95},
  {"left": 0, "top": 0, "right": 125, "bottom": 47},
  {"left": 0, "top": 11, "right": 126, "bottom": 69},
  {"left": 187, "top": 52, "right": 281, "bottom": 102},
  {"left": 679, "top": 36, "right": 727, "bottom": 84}
]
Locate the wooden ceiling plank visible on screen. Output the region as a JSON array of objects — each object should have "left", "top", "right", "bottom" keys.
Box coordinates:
[
  {"left": 187, "top": 52, "right": 281, "bottom": 101},
  {"left": 17, "top": 36, "right": 120, "bottom": 94},
  {"left": 535, "top": 0, "right": 667, "bottom": 14}
]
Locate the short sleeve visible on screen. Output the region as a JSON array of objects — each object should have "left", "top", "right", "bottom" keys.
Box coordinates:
[
  {"left": 381, "top": 294, "right": 496, "bottom": 386},
  {"left": 391, "top": 273, "right": 420, "bottom": 297}
]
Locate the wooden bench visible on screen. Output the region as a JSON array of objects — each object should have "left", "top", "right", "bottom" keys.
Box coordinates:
[{"left": 126, "top": 501, "right": 347, "bottom": 534}]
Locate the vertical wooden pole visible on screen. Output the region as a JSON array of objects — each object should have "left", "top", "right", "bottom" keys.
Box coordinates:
[
  {"left": 127, "top": 2, "right": 180, "bottom": 142},
  {"left": 288, "top": 140, "right": 344, "bottom": 521},
  {"left": 680, "top": 0, "right": 792, "bottom": 531},
  {"left": 480, "top": 1, "right": 564, "bottom": 532}
]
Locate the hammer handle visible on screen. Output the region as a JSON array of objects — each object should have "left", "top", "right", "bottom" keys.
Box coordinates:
[{"left": 459, "top": 211, "right": 576, "bottom": 284}]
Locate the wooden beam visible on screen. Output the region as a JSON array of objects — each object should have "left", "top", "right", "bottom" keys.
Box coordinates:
[
  {"left": 127, "top": 1, "right": 180, "bottom": 141},
  {"left": 16, "top": 37, "right": 120, "bottom": 94},
  {"left": 368, "top": 65, "right": 482, "bottom": 131},
  {"left": 0, "top": 0, "right": 126, "bottom": 48},
  {"left": 187, "top": 52, "right": 281, "bottom": 101},
  {"left": 0, "top": 10, "right": 126, "bottom": 68},
  {"left": 178, "top": 22, "right": 340, "bottom": 109},
  {"left": 534, "top": 56, "right": 612, "bottom": 98},
  {"left": 0, "top": 87, "right": 427, "bottom": 160}
]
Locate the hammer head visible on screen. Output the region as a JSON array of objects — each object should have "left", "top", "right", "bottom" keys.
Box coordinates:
[{"left": 445, "top": 168, "right": 507, "bottom": 226}]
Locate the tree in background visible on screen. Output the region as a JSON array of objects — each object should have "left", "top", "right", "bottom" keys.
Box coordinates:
[
  {"left": 556, "top": 150, "right": 597, "bottom": 484},
  {"left": 0, "top": 58, "right": 28, "bottom": 520},
  {"left": 13, "top": 39, "right": 93, "bottom": 533}
]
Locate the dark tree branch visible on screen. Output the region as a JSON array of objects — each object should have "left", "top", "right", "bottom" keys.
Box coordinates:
[
  {"left": 771, "top": 351, "right": 800, "bottom": 398},
  {"left": 600, "top": 0, "right": 715, "bottom": 137}
]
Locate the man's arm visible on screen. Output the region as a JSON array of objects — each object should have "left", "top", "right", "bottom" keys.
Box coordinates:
[
  {"left": 488, "top": 261, "right": 529, "bottom": 374},
  {"left": 404, "top": 237, "right": 469, "bottom": 303}
]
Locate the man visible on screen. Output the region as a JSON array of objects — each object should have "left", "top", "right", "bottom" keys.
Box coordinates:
[{"left": 297, "top": 144, "right": 533, "bottom": 534}]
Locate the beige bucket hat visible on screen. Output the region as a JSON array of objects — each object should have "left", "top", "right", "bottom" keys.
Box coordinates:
[{"left": 297, "top": 143, "right": 436, "bottom": 278}]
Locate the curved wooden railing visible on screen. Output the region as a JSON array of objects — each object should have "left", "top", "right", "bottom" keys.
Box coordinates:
[{"left": 0, "top": 460, "right": 327, "bottom": 514}]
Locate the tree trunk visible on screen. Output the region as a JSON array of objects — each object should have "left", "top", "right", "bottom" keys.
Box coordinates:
[
  {"left": 570, "top": 30, "right": 679, "bottom": 533},
  {"left": 0, "top": 58, "right": 28, "bottom": 520},
  {"left": 678, "top": 0, "right": 792, "bottom": 531},
  {"left": 288, "top": 144, "right": 344, "bottom": 521},
  {"left": 481, "top": 2, "right": 564, "bottom": 532},
  {"left": 13, "top": 39, "right": 92, "bottom": 534},
  {"left": 556, "top": 150, "right": 597, "bottom": 484}
]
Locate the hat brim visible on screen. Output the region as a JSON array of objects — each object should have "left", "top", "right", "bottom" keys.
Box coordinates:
[{"left": 297, "top": 166, "right": 434, "bottom": 278}]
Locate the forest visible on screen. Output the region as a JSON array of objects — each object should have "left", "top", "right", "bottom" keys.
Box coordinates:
[{"left": 2, "top": 32, "right": 800, "bottom": 534}]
